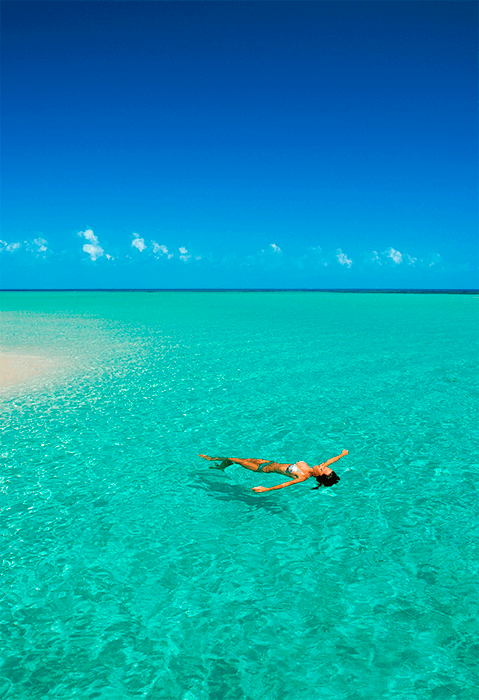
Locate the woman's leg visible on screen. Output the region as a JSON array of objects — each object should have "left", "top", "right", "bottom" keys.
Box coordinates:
[
  {"left": 229, "top": 458, "right": 273, "bottom": 472},
  {"left": 198, "top": 454, "right": 270, "bottom": 472}
]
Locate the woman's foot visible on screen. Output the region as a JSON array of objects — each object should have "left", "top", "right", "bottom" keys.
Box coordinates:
[
  {"left": 209, "top": 459, "right": 233, "bottom": 470},
  {"left": 198, "top": 454, "right": 233, "bottom": 470}
]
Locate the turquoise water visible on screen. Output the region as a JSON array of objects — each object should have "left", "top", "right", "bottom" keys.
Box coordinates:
[{"left": 1, "top": 291, "right": 478, "bottom": 700}]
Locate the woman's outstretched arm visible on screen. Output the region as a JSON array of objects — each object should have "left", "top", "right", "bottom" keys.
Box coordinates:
[
  {"left": 252, "top": 477, "right": 307, "bottom": 493},
  {"left": 319, "top": 449, "right": 348, "bottom": 469}
]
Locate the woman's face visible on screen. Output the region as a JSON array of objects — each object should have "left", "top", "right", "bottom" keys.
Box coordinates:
[{"left": 313, "top": 464, "right": 333, "bottom": 477}]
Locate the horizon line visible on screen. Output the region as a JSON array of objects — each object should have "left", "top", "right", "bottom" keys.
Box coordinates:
[{"left": 1, "top": 288, "right": 478, "bottom": 294}]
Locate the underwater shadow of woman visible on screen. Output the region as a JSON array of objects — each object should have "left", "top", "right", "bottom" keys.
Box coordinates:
[{"left": 191, "top": 473, "right": 287, "bottom": 514}]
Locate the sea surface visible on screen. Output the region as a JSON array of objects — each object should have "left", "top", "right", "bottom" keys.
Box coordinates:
[{"left": 1, "top": 291, "right": 478, "bottom": 700}]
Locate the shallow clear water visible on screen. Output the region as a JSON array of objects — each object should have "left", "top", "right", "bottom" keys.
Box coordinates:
[{"left": 1, "top": 291, "right": 478, "bottom": 700}]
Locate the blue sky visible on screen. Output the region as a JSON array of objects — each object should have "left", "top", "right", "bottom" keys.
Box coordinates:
[{"left": 1, "top": 1, "right": 477, "bottom": 289}]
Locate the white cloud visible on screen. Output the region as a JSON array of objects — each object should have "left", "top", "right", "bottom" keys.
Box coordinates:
[
  {"left": 132, "top": 233, "right": 146, "bottom": 252},
  {"left": 83, "top": 244, "right": 103, "bottom": 261},
  {"left": 33, "top": 238, "right": 47, "bottom": 253},
  {"left": 385, "top": 247, "right": 403, "bottom": 264},
  {"left": 370, "top": 248, "right": 418, "bottom": 266},
  {"left": 78, "top": 229, "right": 104, "bottom": 261},
  {"left": 270, "top": 243, "right": 282, "bottom": 253},
  {"left": 179, "top": 246, "right": 191, "bottom": 261},
  {"left": 78, "top": 229, "right": 98, "bottom": 244},
  {"left": 336, "top": 249, "right": 352, "bottom": 267},
  {"left": 366, "top": 247, "right": 445, "bottom": 268},
  {"left": 152, "top": 241, "right": 173, "bottom": 258},
  {"left": 1, "top": 241, "right": 21, "bottom": 252},
  {"left": 2, "top": 237, "right": 47, "bottom": 255}
]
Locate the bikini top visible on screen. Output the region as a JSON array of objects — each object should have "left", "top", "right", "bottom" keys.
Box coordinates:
[{"left": 286, "top": 463, "right": 300, "bottom": 475}]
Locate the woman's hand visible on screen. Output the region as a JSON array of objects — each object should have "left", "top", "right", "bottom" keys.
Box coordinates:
[{"left": 252, "top": 486, "right": 268, "bottom": 493}]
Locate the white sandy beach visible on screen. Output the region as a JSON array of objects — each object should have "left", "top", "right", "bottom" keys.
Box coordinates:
[{"left": 0, "top": 353, "right": 57, "bottom": 389}]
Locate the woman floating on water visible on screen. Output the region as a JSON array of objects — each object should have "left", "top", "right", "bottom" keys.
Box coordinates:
[{"left": 199, "top": 450, "right": 348, "bottom": 493}]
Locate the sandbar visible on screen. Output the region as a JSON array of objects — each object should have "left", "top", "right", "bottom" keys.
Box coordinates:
[{"left": 0, "top": 353, "right": 57, "bottom": 389}]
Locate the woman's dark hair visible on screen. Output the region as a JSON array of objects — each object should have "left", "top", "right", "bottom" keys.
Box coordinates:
[{"left": 312, "top": 470, "right": 340, "bottom": 490}]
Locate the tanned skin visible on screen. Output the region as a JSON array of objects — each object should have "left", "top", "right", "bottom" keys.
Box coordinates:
[{"left": 198, "top": 450, "right": 348, "bottom": 493}]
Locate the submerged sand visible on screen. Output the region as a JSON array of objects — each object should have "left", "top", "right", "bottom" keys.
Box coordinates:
[{"left": 0, "top": 353, "right": 58, "bottom": 388}]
